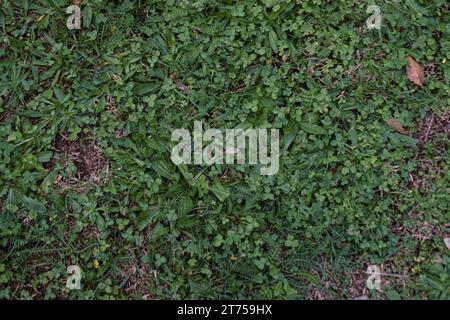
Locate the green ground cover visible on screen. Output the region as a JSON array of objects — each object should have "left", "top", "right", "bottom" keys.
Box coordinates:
[{"left": 0, "top": 0, "right": 449, "bottom": 299}]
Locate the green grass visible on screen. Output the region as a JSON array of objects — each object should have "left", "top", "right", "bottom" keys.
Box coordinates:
[{"left": 0, "top": 0, "right": 449, "bottom": 299}]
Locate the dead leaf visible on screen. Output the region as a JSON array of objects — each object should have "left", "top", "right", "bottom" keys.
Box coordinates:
[
  {"left": 387, "top": 118, "right": 410, "bottom": 135},
  {"left": 406, "top": 56, "right": 425, "bottom": 87}
]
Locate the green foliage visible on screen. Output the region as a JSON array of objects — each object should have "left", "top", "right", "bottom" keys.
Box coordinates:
[{"left": 0, "top": 0, "right": 448, "bottom": 299}]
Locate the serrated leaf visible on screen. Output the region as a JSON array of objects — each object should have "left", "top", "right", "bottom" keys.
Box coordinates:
[
  {"left": 23, "top": 197, "right": 46, "bottom": 214},
  {"left": 299, "top": 123, "right": 326, "bottom": 135},
  {"left": 136, "top": 211, "right": 154, "bottom": 231},
  {"left": 406, "top": 56, "right": 424, "bottom": 87},
  {"left": 178, "top": 196, "right": 194, "bottom": 214},
  {"left": 208, "top": 183, "right": 230, "bottom": 202},
  {"left": 152, "top": 160, "right": 179, "bottom": 182},
  {"left": 150, "top": 222, "right": 169, "bottom": 241}
]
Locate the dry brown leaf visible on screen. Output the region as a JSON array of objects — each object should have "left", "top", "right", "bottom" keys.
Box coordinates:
[
  {"left": 387, "top": 118, "right": 410, "bottom": 135},
  {"left": 406, "top": 56, "right": 425, "bottom": 87}
]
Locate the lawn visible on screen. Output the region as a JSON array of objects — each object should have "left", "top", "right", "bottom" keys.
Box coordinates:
[{"left": 0, "top": 0, "right": 449, "bottom": 299}]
